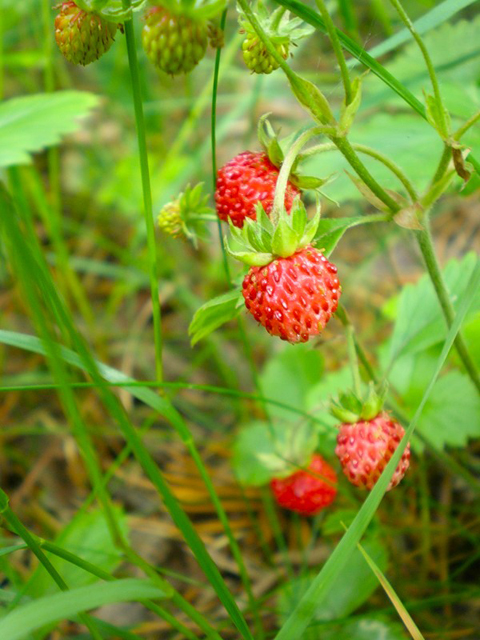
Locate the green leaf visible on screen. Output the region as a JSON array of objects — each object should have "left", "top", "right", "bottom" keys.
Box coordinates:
[
  {"left": 189, "top": 289, "right": 243, "bottom": 346},
  {"left": 0, "top": 92, "right": 99, "bottom": 168},
  {"left": 25, "top": 507, "right": 127, "bottom": 598},
  {"left": 232, "top": 420, "right": 317, "bottom": 486},
  {"left": 277, "top": 537, "right": 388, "bottom": 623},
  {"left": 386, "top": 253, "right": 480, "bottom": 363},
  {"left": 260, "top": 343, "right": 325, "bottom": 423},
  {"left": 418, "top": 371, "right": 480, "bottom": 449},
  {"left": 0, "top": 579, "right": 168, "bottom": 640}
]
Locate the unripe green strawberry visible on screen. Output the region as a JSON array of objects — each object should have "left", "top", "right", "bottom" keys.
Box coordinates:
[
  {"left": 238, "top": 3, "right": 313, "bottom": 75},
  {"left": 54, "top": 1, "right": 117, "bottom": 66},
  {"left": 242, "top": 34, "right": 288, "bottom": 74},
  {"left": 158, "top": 201, "right": 183, "bottom": 238},
  {"left": 157, "top": 183, "right": 214, "bottom": 246},
  {"left": 142, "top": 6, "right": 208, "bottom": 76}
]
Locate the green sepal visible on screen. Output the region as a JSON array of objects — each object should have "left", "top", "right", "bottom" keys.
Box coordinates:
[
  {"left": 330, "top": 403, "right": 360, "bottom": 424},
  {"left": 226, "top": 248, "right": 274, "bottom": 266},
  {"left": 258, "top": 114, "right": 284, "bottom": 168},
  {"left": 330, "top": 382, "right": 386, "bottom": 424},
  {"left": 362, "top": 382, "right": 386, "bottom": 420},
  {"left": 272, "top": 211, "right": 301, "bottom": 257},
  {"left": 226, "top": 200, "right": 321, "bottom": 267},
  {"left": 338, "top": 75, "right": 363, "bottom": 136},
  {"left": 302, "top": 201, "right": 322, "bottom": 245}
]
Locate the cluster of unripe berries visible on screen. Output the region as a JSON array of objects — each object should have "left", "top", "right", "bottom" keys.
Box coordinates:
[{"left": 53, "top": 1, "right": 288, "bottom": 76}]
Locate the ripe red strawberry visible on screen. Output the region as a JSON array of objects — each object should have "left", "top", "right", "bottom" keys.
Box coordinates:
[
  {"left": 142, "top": 6, "right": 208, "bottom": 76},
  {"left": 270, "top": 454, "right": 338, "bottom": 516},
  {"left": 335, "top": 412, "right": 410, "bottom": 491},
  {"left": 54, "top": 1, "right": 118, "bottom": 66},
  {"left": 242, "top": 246, "right": 340, "bottom": 343},
  {"left": 215, "top": 151, "right": 300, "bottom": 228}
]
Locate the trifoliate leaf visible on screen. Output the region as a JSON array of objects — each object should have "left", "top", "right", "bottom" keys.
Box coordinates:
[{"left": 386, "top": 253, "right": 480, "bottom": 363}]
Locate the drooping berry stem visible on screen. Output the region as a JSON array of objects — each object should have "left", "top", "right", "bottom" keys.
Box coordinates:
[
  {"left": 271, "top": 126, "right": 326, "bottom": 224},
  {"left": 122, "top": 0, "right": 164, "bottom": 383}
]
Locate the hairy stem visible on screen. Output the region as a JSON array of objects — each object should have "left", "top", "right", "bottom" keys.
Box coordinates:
[
  {"left": 333, "top": 136, "right": 401, "bottom": 212},
  {"left": 303, "top": 141, "right": 419, "bottom": 202},
  {"left": 389, "top": 0, "right": 449, "bottom": 137},
  {"left": 454, "top": 109, "right": 480, "bottom": 141},
  {"left": 416, "top": 220, "right": 480, "bottom": 393},
  {"left": 272, "top": 126, "right": 328, "bottom": 222}
]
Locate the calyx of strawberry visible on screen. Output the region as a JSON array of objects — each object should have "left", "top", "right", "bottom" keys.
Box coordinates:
[
  {"left": 258, "top": 115, "right": 326, "bottom": 190},
  {"left": 330, "top": 382, "right": 388, "bottom": 424},
  {"left": 226, "top": 198, "right": 321, "bottom": 266}
]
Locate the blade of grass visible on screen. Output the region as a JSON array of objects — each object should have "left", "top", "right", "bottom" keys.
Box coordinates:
[
  {"left": 0, "top": 578, "right": 167, "bottom": 640},
  {"left": 273, "top": 259, "right": 480, "bottom": 640},
  {"left": 353, "top": 534, "right": 425, "bottom": 639}
]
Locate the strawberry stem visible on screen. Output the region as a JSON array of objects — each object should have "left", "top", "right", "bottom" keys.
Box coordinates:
[
  {"left": 346, "top": 324, "right": 362, "bottom": 397},
  {"left": 416, "top": 220, "right": 480, "bottom": 394},
  {"left": 271, "top": 126, "right": 330, "bottom": 225},
  {"left": 302, "top": 141, "right": 419, "bottom": 203}
]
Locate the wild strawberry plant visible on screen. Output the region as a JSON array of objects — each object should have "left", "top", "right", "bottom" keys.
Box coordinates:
[{"left": 0, "top": 0, "right": 479, "bottom": 639}]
